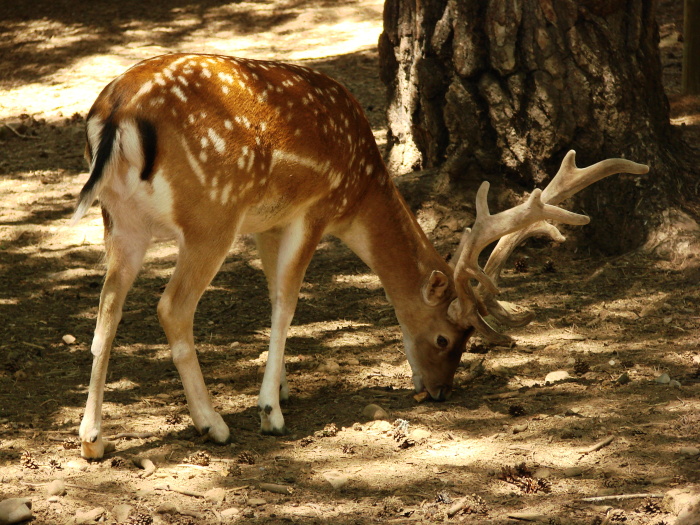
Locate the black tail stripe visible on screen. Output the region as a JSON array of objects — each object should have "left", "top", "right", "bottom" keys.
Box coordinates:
[
  {"left": 80, "top": 118, "right": 118, "bottom": 198},
  {"left": 138, "top": 119, "right": 158, "bottom": 181}
]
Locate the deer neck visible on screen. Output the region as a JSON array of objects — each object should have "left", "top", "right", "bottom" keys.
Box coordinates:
[{"left": 339, "top": 179, "right": 449, "bottom": 314}]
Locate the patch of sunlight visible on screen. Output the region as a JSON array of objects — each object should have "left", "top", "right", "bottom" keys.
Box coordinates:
[
  {"left": 0, "top": 298, "right": 19, "bottom": 305},
  {"left": 0, "top": 0, "right": 383, "bottom": 120},
  {"left": 333, "top": 273, "right": 381, "bottom": 289}
]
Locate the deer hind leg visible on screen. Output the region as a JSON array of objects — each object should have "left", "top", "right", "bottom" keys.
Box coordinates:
[
  {"left": 80, "top": 209, "right": 150, "bottom": 459},
  {"left": 256, "top": 218, "right": 323, "bottom": 435},
  {"left": 255, "top": 230, "right": 289, "bottom": 402},
  {"left": 157, "top": 232, "right": 235, "bottom": 445}
]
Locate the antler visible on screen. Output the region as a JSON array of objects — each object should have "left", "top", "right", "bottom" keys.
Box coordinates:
[{"left": 450, "top": 150, "right": 650, "bottom": 343}]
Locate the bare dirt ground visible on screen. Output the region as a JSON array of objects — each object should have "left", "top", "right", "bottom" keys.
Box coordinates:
[{"left": 1, "top": 1, "right": 700, "bottom": 524}]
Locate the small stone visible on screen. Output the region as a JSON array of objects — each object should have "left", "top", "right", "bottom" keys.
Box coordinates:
[
  {"left": 408, "top": 428, "right": 432, "bottom": 442},
  {"left": 545, "top": 370, "right": 570, "bottom": 384},
  {"left": 362, "top": 404, "right": 389, "bottom": 421},
  {"left": 616, "top": 372, "right": 631, "bottom": 385},
  {"left": 47, "top": 496, "right": 60, "bottom": 503},
  {"left": 670, "top": 379, "right": 682, "bottom": 388},
  {"left": 46, "top": 479, "right": 66, "bottom": 496},
  {"left": 656, "top": 373, "right": 671, "bottom": 384},
  {"left": 221, "top": 507, "right": 240, "bottom": 518},
  {"left": 204, "top": 488, "right": 226, "bottom": 505},
  {"left": 663, "top": 487, "right": 700, "bottom": 515},
  {"left": 75, "top": 507, "right": 105, "bottom": 524},
  {"left": 317, "top": 359, "right": 340, "bottom": 374},
  {"left": 247, "top": 498, "right": 267, "bottom": 506},
  {"left": 562, "top": 467, "right": 584, "bottom": 478},
  {"left": 345, "top": 358, "right": 360, "bottom": 366},
  {"left": 62, "top": 334, "right": 76, "bottom": 345},
  {"left": 323, "top": 470, "right": 349, "bottom": 490},
  {"left": 0, "top": 498, "right": 33, "bottom": 524},
  {"left": 367, "top": 420, "right": 393, "bottom": 433},
  {"left": 156, "top": 503, "right": 179, "bottom": 514},
  {"left": 534, "top": 468, "right": 551, "bottom": 479},
  {"left": 680, "top": 446, "right": 700, "bottom": 456},
  {"left": 565, "top": 407, "right": 582, "bottom": 416},
  {"left": 112, "top": 504, "right": 133, "bottom": 522},
  {"left": 65, "top": 460, "right": 87, "bottom": 471}
]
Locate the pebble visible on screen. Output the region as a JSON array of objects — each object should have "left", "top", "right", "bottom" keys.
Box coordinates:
[
  {"left": 680, "top": 446, "right": 700, "bottom": 456},
  {"left": 75, "top": 507, "right": 105, "bottom": 524},
  {"left": 409, "top": 428, "right": 432, "bottom": 441},
  {"left": 247, "top": 498, "right": 267, "bottom": 506},
  {"left": 62, "top": 334, "right": 76, "bottom": 345},
  {"left": 46, "top": 479, "right": 66, "bottom": 496},
  {"left": 362, "top": 404, "right": 389, "bottom": 421},
  {"left": 156, "top": 503, "right": 179, "bottom": 514},
  {"left": 323, "top": 470, "right": 349, "bottom": 490},
  {"left": 656, "top": 373, "right": 671, "bottom": 384},
  {"left": 221, "top": 507, "right": 240, "bottom": 518},
  {"left": 615, "top": 372, "right": 631, "bottom": 385},
  {"left": 562, "top": 467, "right": 584, "bottom": 478},
  {"left": 317, "top": 359, "right": 340, "bottom": 374},
  {"left": 204, "top": 488, "right": 226, "bottom": 505},
  {"left": 367, "top": 420, "right": 393, "bottom": 433},
  {"left": 670, "top": 379, "right": 682, "bottom": 388},
  {"left": 0, "top": 498, "right": 33, "bottom": 524},
  {"left": 112, "top": 504, "right": 132, "bottom": 522},
  {"left": 544, "top": 370, "right": 570, "bottom": 384}
]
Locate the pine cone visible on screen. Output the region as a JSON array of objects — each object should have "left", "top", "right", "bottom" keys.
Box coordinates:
[
  {"left": 514, "top": 257, "right": 529, "bottom": 273},
  {"left": 639, "top": 498, "right": 661, "bottom": 514},
  {"left": 62, "top": 438, "right": 80, "bottom": 450},
  {"left": 573, "top": 359, "right": 590, "bottom": 375},
  {"left": 508, "top": 404, "right": 526, "bottom": 417},
  {"left": 314, "top": 423, "right": 338, "bottom": 438},
  {"left": 237, "top": 450, "right": 256, "bottom": 465},
  {"left": 184, "top": 450, "right": 211, "bottom": 466},
  {"left": 126, "top": 512, "right": 153, "bottom": 525},
  {"left": 21, "top": 451, "right": 39, "bottom": 470},
  {"left": 165, "top": 413, "right": 183, "bottom": 425},
  {"left": 110, "top": 456, "right": 125, "bottom": 468}
]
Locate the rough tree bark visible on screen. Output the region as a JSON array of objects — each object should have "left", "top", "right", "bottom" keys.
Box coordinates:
[{"left": 379, "top": 0, "right": 697, "bottom": 255}]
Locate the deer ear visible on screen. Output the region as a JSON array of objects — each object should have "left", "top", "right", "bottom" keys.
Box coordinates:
[{"left": 421, "top": 270, "right": 450, "bottom": 306}]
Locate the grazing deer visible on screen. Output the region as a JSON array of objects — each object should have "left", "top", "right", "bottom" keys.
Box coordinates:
[{"left": 71, "top": 53, "right": 649, "bottom": 459}]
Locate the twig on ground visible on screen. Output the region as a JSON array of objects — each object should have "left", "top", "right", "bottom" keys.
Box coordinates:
[
  {"left": 447, "top": 497, "right": 470, "bottom": 517},
  {"left": 108, "top": 432, "right": 156, "bottom": 440},
  {"left": 154, "top": 484, "right": 205, "bottom": 498},
  {"left": 581, "top": 493, "right": 664, "bottom": 502},
  {"left": 578, "top": 435, "right": 615, "bottom": 454},
  {"left": 132, "top": 457, "right": 157, "bottom": 478},
  {"left": 2, "top": 123, "right": 39, "bottom": 139},
  {"left": 259, "top": 482, "right": 294, "bottom": 495}
]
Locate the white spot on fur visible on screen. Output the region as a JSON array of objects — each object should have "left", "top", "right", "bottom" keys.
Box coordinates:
[
  {"left": 171, "top": 85, "right": 187, "bottom": 102},
  {"left": 218, "top": 72, "right": 234, "bottom": 84},
  {"left": 181, "top": 138, "right": 207, "bottom": 185},
  {"left": 207, "top": 128, "right": 226, "bottom": 154},
  {"left": 224, "top": 120, "right": 233, "bottom": 130}
]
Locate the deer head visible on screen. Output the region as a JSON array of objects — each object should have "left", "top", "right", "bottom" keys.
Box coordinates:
[{"left": 404, "top": 151, "right": 649, "bottom": 400}]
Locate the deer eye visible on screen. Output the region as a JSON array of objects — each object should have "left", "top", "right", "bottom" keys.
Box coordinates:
[{"left": 436, "top": 335, "right": 449, "bottom": 348}]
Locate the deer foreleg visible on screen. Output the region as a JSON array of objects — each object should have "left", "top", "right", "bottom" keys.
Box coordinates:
[{"left": 257, "top": 218, "right": 322, "bottom": 435}]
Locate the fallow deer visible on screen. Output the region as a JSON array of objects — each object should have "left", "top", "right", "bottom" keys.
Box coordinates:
[{"left": 71, "top": 53, "right": 649, "bottom": 459}]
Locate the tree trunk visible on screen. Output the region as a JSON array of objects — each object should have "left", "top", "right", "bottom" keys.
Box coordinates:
[
  {"left": 380, "top": 0, "right": 696, "bottom": 255},
  {"left": 683, "top": 0, "right": 700, "bottom": 94}
]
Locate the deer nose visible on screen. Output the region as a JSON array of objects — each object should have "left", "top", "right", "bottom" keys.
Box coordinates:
[{"left": 428, "top": 386, "right": 452, "bottom": 401}]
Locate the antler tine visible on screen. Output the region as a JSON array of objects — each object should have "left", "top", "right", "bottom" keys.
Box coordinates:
[
  {"left": 542, "top": 150, "right": 649, "bottom": 206},
  {"left": 449, "top": 180, "right": 591, "bottom": 342},
  {"left": 477, "top": 150, "right": 649, "bottom": 328}
]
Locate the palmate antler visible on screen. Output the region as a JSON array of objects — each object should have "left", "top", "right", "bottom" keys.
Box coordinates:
[{"left": 449, "top": 150, "right": 650, "bottom": 344}]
